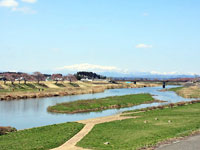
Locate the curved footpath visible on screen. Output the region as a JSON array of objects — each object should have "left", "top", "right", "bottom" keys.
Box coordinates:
[
  {"left": 51, "top": 112, "right": 200, "bottom": 150},
  {"left": 51, "top": 113, "right": 137, "bottom": 150}
]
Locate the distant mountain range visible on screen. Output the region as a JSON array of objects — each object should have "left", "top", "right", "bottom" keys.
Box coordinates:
[
  {"left": 46, "top": 70, "right": 198, "bottom": 79},
  {"left": 52, "top": 63, "right": 199, "bottom": 79},
  {"left": 98, "top": 71, "right": 197, "bottom": 79}
]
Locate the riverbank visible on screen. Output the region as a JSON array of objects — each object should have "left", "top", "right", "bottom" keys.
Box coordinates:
[
  {"left": 77, "top": 100, "right": 200, "bottom": 150},
  {"left": 47, "top": 94, "right": 161, "bottom": 114},
  {"left": 0, "top": 81, "right": 160, "bottom": 101},
  {"left": 1, "top": 95, "right": 199, "bottom": 150},
  {"left": 0, "top": 122, "right": 84, "bottom": 150},
  {"left": 168, "top": 85, "right": 200, "bottom": 98}
]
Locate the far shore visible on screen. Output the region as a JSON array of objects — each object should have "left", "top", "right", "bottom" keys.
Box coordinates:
[{"left": 0, "top": 81, "right": 160, "bottom": 101}]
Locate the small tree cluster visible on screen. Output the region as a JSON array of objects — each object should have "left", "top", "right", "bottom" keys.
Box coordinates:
[
  {"left": 75, "top": 72, "right": 106, "bottom": 80},
  {"left": 63, "top": 74, "right": 77, "bottom": 83},
  {"left": 0, "top": 72, "right": 44, "bottom": 85},
  {"left": 3, "top": 73, "right": 23, "bottom": 85},
  {"left": 33, "top": 72, "right": 45, "bottom": 84}
]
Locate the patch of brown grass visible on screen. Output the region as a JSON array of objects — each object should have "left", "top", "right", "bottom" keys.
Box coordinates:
[{"left": 176, "top": 86, "right": 200, "bottom": 98}]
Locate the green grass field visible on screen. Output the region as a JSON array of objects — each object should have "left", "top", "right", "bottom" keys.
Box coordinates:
[
  {"left": 168, "top": 87, "right": 184, "bottom": 92},
  {"left": 0, "top": 122, "right": 84, "bottom": 150},
  {"left": 47, "top": 94, "right": 155, "bottom": 114},
  {"left": 77, "top": 102, "right": 200, "bottom": 150}
]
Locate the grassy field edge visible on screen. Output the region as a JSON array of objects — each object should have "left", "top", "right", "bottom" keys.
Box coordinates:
[
  {"left": 0, "top": 122, "right": 84, "bottom": 150},
  {"left": 77, "top": 100, "right": 200, "bottom": 150}
]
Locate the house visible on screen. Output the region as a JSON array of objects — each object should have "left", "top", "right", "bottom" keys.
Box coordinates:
[
  {"left": 81, "top": 78, "right": 93, "bottom": 82},
  {"left": 44, "top": 74, "right": 52, "bottom": 81},
  {"left": 15, "top": 77, "right": 24, "bottom": 81}
]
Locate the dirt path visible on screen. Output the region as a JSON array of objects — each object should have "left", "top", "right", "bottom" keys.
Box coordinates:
[{"left": 51, "top": 113, "right": 137, "bottom": 150}]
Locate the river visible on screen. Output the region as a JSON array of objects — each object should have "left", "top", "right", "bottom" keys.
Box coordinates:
[{"left": 0, "top": 85, "right": 195, "bottom": 130}]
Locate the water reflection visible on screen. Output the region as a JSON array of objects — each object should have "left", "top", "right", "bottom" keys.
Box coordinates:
[{"left": 0, "top": 85, "right": 196, "bottom": 129}]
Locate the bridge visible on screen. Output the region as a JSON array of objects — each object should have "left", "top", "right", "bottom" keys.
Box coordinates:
[{"left": 114, "top": 79, "right": 191, "bottom": 88}]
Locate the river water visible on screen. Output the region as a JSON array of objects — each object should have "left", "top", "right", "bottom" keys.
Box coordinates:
[{"left": 0, "top": 85, "right": 196, "bottom": 130}]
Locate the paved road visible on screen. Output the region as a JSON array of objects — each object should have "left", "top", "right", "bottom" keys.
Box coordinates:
[{"left": 156, "top": 134, "right": 200, "bottom": 150}]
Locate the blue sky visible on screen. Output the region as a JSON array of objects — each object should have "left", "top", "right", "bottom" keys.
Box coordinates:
[{"left": 0, "top": 0, "right": 200, "bottom": 74}]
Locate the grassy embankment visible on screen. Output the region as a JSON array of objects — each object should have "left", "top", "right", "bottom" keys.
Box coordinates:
[
  {"left": 169, "top": 86, "right": 200, "bottom": 98},
  {"left": 77, "top": 100, "right": 200, "bottom": 150},
  {"left": 0, "top": 122, "right": 84, "bottom": 150},
  {"left": 0, "top": 81, "right": 159, "bottom": 100},
  {"left": 47, "top": 94, "right": 159, "bottom": 114}
]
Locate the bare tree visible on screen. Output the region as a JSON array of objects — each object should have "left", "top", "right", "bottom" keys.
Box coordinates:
[
  {"left": 3, "top": 78, "right": 6, "bottom": 85},
  {"left": 33, "top": 72, "right": 45, "bottom": 84},
  {"left": 52, "top": 74, "right": 63, "bottom": 84},
  {"left": 194, "top": 74, "right": 200, "bottom": 83},
  {"left": 16, "top": 74, "right": 23, "bottom": 84},
  {"left": 64, "top": 74, "right": 77, "bottom": 83},
  {"left": 5, "top": 74, "right": 15, "bottom": 85},
  {"left": 21, "top": 73, "right": 34, "bottom": 84},
  {"left": 3, "top": 73, "right": 8, "bottom": 84}
]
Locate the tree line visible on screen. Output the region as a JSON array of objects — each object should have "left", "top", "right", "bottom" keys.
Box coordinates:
[
  {"left": 0, "top": 72, "right": 77, "bottom": 85},
  {"left": 75, "top": 71, "right": 106, "bottom": 80}
]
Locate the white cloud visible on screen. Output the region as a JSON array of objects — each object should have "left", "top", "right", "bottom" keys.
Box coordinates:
[
  {"left": 21, "top": 0, "right": 37, "bottom": 3},
  {"left": 0, "top": 0, "right": 37, "bottom": 14},
  {"left": 12, "top": 6, "right": 36, "bottom": 14},
  {"left": 56, "top": 63, "right": 127, "bottom": 73},
  {"left": 143, "top": 12, "right": 149, "bottom": 16},
  {"left": 0, "top": 0, "right": 18, "bottom": 7},
  {"left": 136, "top": 44, "right": 153, "bottom": 48},
  {"left": 51, "top": 48, "right": 60, "bottom": 52}
]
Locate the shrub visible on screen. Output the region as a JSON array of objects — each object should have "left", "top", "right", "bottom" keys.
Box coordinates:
[{"left": 0, "top": 126, "right": 17, "bottom": 135}]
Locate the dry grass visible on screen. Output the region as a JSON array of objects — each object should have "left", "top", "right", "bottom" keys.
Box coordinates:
[
  {"left": 171, "top": 86, "right": 200, "bottom": 98},
  {"left": 0, "top": 81, "right": 160, "bottom": 101}
]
